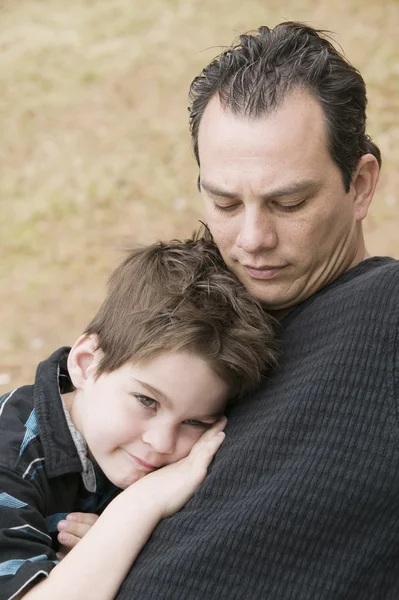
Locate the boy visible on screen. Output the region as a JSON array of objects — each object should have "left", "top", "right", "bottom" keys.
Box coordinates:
[{"left": 0, "top": 231, "right": 277, "bottom": 600}]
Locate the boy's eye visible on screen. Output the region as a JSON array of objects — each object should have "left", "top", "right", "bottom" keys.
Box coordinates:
[
  {"left": 134, "top": 394, "right": 156, "bottom": 408},
  {"left": 183, "top": 419, "right": 213, "bottom": 429}
]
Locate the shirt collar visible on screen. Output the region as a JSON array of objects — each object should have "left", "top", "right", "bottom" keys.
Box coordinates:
[{"left": 34, "top": 347, "right": 83, "bottom": 478}]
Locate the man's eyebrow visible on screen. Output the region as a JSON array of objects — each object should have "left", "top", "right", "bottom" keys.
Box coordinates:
[
  {"left": 200, "top": 179, "right": 320, "bottom": 201},
  {"left": 200, "top": 180, "right": 238, "bottom": 199},
  {"left": 134, "top": 379, "right": 172, "bottom": 408}
]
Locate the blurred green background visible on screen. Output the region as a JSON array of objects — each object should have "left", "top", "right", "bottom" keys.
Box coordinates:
[{"left": 1, "top": 0, "right": 398, "bottom": 393}]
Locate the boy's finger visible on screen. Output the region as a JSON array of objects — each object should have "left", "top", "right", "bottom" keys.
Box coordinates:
[
  {"left": 192, "top": 416, "right": 227, "bottom": 447},
  {"left": 57, "top": 519, "right": 94, "bottom": 539},
  {"left": 212, "top": 415, "right": 228, "bottom": 431},
  {"left": 57, "top": 530, "right": 81, "bottom": 549},
  {"left": 197, "top": 416, "right": 227, "bottom": 442},
  {"left": 56, "top": 551, "right": 66, "bottom": 561},
  {"left": 66, "top": 512, "right": 98, "bottom": 525},
  {"left": 188, "top": 430, "right": 226, "bottom": 466}
]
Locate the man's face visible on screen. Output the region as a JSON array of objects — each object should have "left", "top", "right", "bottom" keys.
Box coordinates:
[
  {"left": 198, "top": 91, "right": 369, "bottom": 312},
  {"left": 70, "top": 350, "right": 228, "bottom": 489}
]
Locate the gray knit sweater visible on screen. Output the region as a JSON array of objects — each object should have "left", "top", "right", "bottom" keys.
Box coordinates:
[{"left": 116, "top": 257, "right": 399, "bottom": 600}]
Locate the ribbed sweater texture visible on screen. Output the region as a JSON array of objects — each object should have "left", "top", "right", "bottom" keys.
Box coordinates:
[{"left": 116, "top": 257, "right": 399, "bottom": 599}]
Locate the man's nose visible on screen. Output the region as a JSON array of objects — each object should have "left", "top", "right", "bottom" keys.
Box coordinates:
[
  {"left": 236, "top": 209, "right": 277, "bottom": 253},
  {"left": 142, "top": 424, "right": 177, "bottom": 455}
]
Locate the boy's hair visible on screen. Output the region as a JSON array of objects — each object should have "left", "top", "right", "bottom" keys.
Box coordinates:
[
  {"left": 85, "top": 228, "right": 278, "bottom": 400},
  {"left": 188, "top": 22, "right": 381, "bottom": 192}
]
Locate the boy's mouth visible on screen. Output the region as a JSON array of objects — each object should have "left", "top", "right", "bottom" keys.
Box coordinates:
[{"left": 124, "top": 450, "right": 158, "bottom": 471}]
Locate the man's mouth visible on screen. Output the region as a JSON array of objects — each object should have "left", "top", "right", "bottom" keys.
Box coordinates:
[{"left": 242, "top": 264, "right": 285, "bottom": 280}]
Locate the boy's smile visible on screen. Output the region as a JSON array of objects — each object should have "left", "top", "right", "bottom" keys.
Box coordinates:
[{"left": 64, "top": 345, "right": 229, "bottom": 489}]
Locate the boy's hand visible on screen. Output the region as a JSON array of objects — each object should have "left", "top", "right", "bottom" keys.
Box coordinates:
[
  {"left": 56, "top": 512, "right": 99, "bottom": 559},
  {"left": 56, "top": 416, "right": 227, "bottom": 559},
  {"left": 126, "top": 416, "right": 227, "bottom": 519}
]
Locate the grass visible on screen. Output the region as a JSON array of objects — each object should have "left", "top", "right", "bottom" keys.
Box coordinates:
[{"left": 1, "top": 0, "right": 399, "bottom": 392}]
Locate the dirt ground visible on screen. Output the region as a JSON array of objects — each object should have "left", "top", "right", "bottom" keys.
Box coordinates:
[{"left": 1, "top": 0, "right": 399, "bottom": 394}]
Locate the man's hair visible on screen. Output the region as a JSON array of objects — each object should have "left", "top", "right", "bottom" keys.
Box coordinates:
[
  {"left": 85, "top": 228, "right": 278, "bottom": 400},
  {"left": 189, "top": 21, "right": 381, "bottom": 191}
]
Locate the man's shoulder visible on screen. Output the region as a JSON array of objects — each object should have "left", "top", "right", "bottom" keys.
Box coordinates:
[
  {"left": 344, "top": 256, "right": 398, "bottom": 282},
  {"left": 285, "top": 258, "right": 399, "bottom": 331},
  {"left": 325, "top": 257, "right": 399, "bottom": 302},
  {"left": 355, "top": 256, "right": 399, "bottom": 282}
]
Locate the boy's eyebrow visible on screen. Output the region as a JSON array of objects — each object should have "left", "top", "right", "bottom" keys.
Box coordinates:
[{"left": 135, "top": 379, "right": 173, "bottom": 407}]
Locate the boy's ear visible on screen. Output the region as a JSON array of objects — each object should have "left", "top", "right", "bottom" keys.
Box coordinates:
[{"left": 67, "top": 334, "right": 100, "bottom": 390}]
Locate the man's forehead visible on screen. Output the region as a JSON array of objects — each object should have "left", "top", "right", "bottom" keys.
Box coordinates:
[{"left": 198, "top": 90, "right": 327, "bottom": 157}]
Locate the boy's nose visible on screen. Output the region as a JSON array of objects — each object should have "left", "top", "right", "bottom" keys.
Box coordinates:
[{"left": 142, "top": 425, "right": 177, "bottom": 455}]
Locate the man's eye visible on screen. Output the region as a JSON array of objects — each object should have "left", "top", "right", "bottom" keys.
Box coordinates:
[
  {"left": 134, "top": 395, "right": 156, "bottom": 408},
  {"left": 213, "top": 202, "right": 238, "bottom": 214},
  {"left": 183, "top": 419, "right": 213, "bottom": 429},
  {"left": 274, "top": 198, "right": 308, "bottom": 212}
]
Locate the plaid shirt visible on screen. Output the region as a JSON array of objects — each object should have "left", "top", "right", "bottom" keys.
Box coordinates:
[{"left": 0, "top": 348, "right": 118, "bottom": 600}]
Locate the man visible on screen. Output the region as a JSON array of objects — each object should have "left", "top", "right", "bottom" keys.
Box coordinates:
[{"left": 115, "top": 22, "right": 399, "bottom": 599}]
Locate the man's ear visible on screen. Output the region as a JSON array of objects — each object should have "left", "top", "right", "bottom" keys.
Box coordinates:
[
  {"left": 67, "top": 334, "right": 100, "bottom": 391},
  {"left": 351, "top": 153, "right": 380, "bottom": 222}
]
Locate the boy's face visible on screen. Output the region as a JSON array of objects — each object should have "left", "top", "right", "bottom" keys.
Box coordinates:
[{"left": 69, "top": 350, "right": 229, "bottom": 489}]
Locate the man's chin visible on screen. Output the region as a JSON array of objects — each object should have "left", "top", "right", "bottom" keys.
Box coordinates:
[
  {"left": 240, "top": 278, "right": 282, "bottom": 305},
  {"left": 243, "top": 281, "right": 300, "bottom": 314}
]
